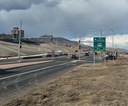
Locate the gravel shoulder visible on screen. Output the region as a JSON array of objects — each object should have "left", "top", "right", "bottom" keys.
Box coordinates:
[{"left": 1, "top": 58, "right": 128, "bottom": 106}]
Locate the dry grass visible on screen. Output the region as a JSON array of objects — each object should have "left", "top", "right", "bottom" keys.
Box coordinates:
[
  {"left": 2, "top": 59, "right": 128, "bottom": 106},
  {"left": 0, "top": 41, "right": 77, "bottom": 57}
]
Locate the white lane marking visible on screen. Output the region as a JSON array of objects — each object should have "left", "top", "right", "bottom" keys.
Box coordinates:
[{"left": 0, "top": 61, "right": 72, "bottom": 81}]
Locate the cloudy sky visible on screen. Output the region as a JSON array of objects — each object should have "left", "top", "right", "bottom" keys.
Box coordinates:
[
  {"left": 72, "top": 34, "right": 128, "bottom": 50},
  {"left": 0, "top": 0, "right": 128, "bottom": 49}
]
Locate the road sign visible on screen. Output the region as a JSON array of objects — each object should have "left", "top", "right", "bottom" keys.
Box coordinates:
[{"left": 93, "top": 37, "right": 106, "bottom": 51}]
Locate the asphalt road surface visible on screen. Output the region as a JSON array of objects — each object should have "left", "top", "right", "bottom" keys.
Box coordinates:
[{"left": 0, "top": 55, "right": 93, "bottom": 103}]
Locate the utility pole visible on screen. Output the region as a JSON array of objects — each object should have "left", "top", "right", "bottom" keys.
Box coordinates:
[
  {"left": 100, "top": 28, "right": 102, "bottom": 37},
  {"left": 78, "top": 39, "right": 81, "bottom": 60},
  {"left": 89, "top": 28, "right": 102, "bottom": 37},
  {"left": 18, "top": 21, "right": 22, "bottom": 59},
  {"left": 111, "top": 29, "right": 114, "bottom": 50},
  {"left": 110, "top": 29, "right": 115, "bottom": 60}
]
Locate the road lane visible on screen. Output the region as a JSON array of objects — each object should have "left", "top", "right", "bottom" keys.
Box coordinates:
[
  {"left": 0, "top": 61, "right": 71, "bottom": 80},
  {"left": 0, "top": 56, "right": 72, "bottom": 78},
  {"left": 0, "top": 55, "right": 94, "bottom": 104},
  {"left": 0, "top": 57, "right": 86, "bottom": 102}
]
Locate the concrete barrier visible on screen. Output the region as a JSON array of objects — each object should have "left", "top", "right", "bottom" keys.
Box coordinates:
[{"left": 0, "top": 53, "right": 47, "bottom": 61}]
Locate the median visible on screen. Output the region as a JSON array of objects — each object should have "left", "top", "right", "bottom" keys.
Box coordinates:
[{"left": 0, "top": 60, "right": 53, "bottom": 70}]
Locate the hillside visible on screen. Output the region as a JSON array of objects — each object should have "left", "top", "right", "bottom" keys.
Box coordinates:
[
  {"left": 0, "top": 40, "right": 78, "bottom": 57},
  {"left": 23, "top": 36, "right": 77, "bottom": 47},
  {"left": 0, "top": 36, "right": 93, "bottom": 57}
]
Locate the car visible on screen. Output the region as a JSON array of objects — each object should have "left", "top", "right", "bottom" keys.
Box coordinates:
[
  {"left": 53, "top": 54, "right": 59, "bottom": 57},
  {"left": 63, "top": 53, "right": 68, "bottom": 56},
  {"left": 85, "top": 52, "right": 89, "bottom": 56},
  {"left": 103, "top": 55, "right": 116, "bottom": 61},
  {"left": 75, "top": 50, "right": 78, "bottom": 52},
  {"left": 46, "top": 53, "right": 52, "bottom": 57},
  {"left": 71, "top": 54, "right": 79, "bottom": 59}
]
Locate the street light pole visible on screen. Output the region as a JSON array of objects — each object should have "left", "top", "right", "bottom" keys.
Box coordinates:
[{"left": 18, "top": 21, "right": 22, "bottom": 59}]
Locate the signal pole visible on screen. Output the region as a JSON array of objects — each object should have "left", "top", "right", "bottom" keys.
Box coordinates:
[{"left": 78, "top": 39, "right": 81, "bottom": 60}]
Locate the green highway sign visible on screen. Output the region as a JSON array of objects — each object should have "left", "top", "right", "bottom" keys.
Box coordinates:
[{"left": 93, "top": 37, "right": 106, "bottom": 51}]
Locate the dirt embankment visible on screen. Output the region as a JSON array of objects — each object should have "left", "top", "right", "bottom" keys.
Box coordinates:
[
  {"left": 0, "top": 41, "right": 77, "bottom": 57},
  {"left": 2, "top": 58, "right": 128, "bottom": 106}
]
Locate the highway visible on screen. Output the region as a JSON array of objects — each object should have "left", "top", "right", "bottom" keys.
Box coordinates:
[{"left": 0, "top": 55, "right": 93, "bottom": 103}]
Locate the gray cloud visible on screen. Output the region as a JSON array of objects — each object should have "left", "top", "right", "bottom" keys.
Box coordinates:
[
  {"left": 1, "top": 0, "right": 128, "bottom": 38},
  {"left": 44, "top": 0, "right": 61, "bottom": 7},
  {"left": 0, "top": 0, "right": 62, "bottom": 11},
  {"left": 0, "top": 0, "right": 44, "bottom": 11}
]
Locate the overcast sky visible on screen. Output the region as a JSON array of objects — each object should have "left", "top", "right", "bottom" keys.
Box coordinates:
[
  {"left": 0, "top": 0, "right": 128, "bottom": 38},
  {"left": 72, "top": 34, "right": 128, "bottom": 50}
]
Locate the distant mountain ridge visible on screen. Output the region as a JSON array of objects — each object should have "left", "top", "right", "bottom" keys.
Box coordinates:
[
  {"left": 24, "top": 35, "right": 78, "bottom": 47},
  {"left": 0, "top": 35, "right": 93, "bottom": 51}
]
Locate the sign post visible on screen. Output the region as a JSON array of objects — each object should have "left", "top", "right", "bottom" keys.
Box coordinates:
[{"left": 93, "top": 37, "right": 106, "bottom": 64}]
